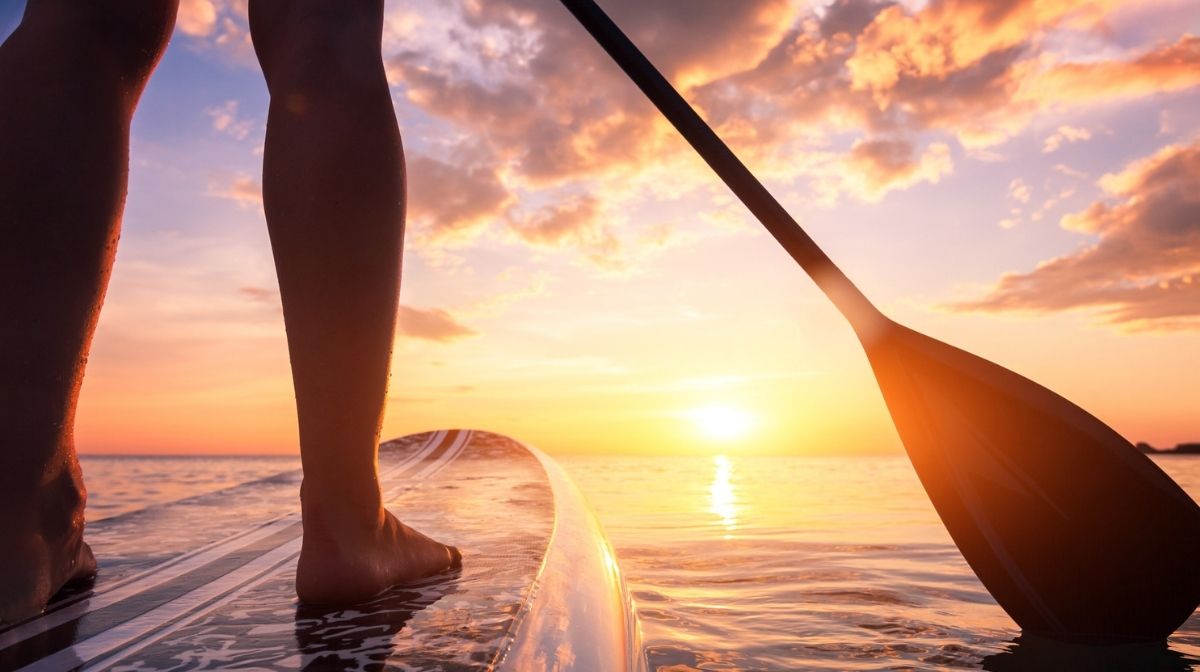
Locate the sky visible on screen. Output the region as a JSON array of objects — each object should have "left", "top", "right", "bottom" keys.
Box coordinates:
[{"left": 2, "top": 0, "right": 1197, "bottom": 455}]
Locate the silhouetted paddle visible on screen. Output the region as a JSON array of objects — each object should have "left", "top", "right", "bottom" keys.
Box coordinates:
[{"left": 556, "top": 0, "right": 1200, "bottom": 643}]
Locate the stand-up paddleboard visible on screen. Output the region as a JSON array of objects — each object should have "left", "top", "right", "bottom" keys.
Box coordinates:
[{"left": 0, "top": 430, "right": 645, "bottom": 671}]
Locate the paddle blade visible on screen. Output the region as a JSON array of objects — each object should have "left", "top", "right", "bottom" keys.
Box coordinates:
[{"left": 863, "top": 321, "right": 1200, "bottom": 643}]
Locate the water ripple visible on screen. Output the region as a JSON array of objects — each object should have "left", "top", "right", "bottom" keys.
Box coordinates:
[{"left": 562, "top": 455, "right": 1200, "bottom": 671}]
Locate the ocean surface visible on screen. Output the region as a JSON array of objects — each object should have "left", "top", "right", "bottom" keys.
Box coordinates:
[{"left": 77, "top": 453, "right": 1200, "bottom": 671}]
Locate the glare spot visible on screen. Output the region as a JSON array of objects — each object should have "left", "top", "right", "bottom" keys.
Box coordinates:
[{"left": 687, "top": 405, "right": 755, "bottom": 441}]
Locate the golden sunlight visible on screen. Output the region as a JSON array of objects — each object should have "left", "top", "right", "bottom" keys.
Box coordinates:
[
  {"left": 709, "top": 455, "right": 738, "bottom": 537},
  {"left": 687, "top": 405, "right": 755, "bottom": 441}
]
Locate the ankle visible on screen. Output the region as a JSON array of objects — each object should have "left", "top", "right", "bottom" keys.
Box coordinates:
[
  {"left": 0, "top": 453, "right": 86, "bottom": 524},
  {"left": 38, "top": 463, "right": 88, "bottom": 538},
  {"left": 299, "top": 478, "right": 384, "bottom": 534}
]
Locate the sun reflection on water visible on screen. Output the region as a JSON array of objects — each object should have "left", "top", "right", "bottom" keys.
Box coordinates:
[{"left": 709, "top": 455, "right": 738, "bottom": 537}]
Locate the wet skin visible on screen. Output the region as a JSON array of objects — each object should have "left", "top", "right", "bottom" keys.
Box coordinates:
[{"left": 0, "top": 0, "right": 457, "bottom": 621}]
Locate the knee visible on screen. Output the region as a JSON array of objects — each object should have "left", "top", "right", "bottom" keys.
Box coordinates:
[
  {"left": 249, "top": 0, "right": 387, "bottom": 95},
  {"left": 91, "top": 1, "right": 178, "bottom": 77},
  {"left": 23, "top": 0, "right": 178, "bottom": 78}
]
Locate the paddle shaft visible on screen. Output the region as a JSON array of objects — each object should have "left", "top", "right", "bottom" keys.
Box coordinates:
[{"left": 557, "top": 0, "right": 881, "bottom": 329}]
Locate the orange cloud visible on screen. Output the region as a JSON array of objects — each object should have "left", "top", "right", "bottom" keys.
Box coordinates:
[
  {"left": 848, "top": 0, "right": 1110, "bottom": 92},
  {"left": 692, "top": 24, "right": 860, "bottom": 150},
  {"left": 1023, "top": 35, "right": 1200, "bottom": 104},
  {"left": 405, "top": 154, "right": 514, "bottom": 242},
  {"left": 174, "top": 0, "right": 254, "bottom": 64},
  {"left": 842, "top": 138, "right": 953, "bottom": 200},
  {"left": 950, "top": 140, "right": 1200, "bottom": 329},
  {"left": 398, "top": 306, "right": 478, "bottom": 342},
  {"left": 381, "top": 0, "right": 804, "bottom": 263},
  {"left": 510, "top": 195, "right": 622, "bottom": 267},
  {"left": 389, "top": 50, "right": 662, "bottom": 186},
  {"left": 1043, "top": 125, "right": 1093, "bottom": 153},
  {"left": 462, "top": 0, "right": 793, "bottom": 85},
  {"left": 177, "top": 0, "right": 218, "bottom": 37},
  {"left": 691, "top": 0, "right": 1041, "bottom": 157},
  {"left": 836, "top": 0, "right": 1120, "bottom": 146},
  {"left": 211, "top": 174, "right": 262, "bottom": 209},
  {"left": 179, "top": 0, "right": 1200, "bottom": 231},
  {"left": 388, "top": 0, "right": 791, "bottom": 186},
  {"left": 698, "top": 0, "right": 1197, "bottom": 156}
]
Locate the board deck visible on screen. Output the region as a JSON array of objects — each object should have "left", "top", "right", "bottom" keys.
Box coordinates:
[{"left": 0, "top": 430, "right": 643, "bottom": 671}]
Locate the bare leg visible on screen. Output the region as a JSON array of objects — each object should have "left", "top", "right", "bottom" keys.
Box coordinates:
[
  {"left": 248, "top": 0, "right": 459, "bottom": 605},
  {"left": 0, "top": 1, "right": 177, "bottom": 621}
]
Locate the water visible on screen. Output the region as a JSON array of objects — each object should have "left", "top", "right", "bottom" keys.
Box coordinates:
[
  {"left": 78, "top": 453, "right": 1200, "bottom": 670},
  {"left": 562, "top": 455, "right": 1200, "bottom": 670},
  {"left": 80, "top": 454, "right": 300, "bottom": 521}
]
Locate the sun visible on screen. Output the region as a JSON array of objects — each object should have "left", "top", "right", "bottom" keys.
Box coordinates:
[{"left": 687, "top": 405, "right": 755, "bottom": 441}]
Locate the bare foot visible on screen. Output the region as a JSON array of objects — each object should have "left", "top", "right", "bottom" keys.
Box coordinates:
[
  {"left": 0, "top": 463, "right": 97, "bottom": 623},
  {"left": 296, "top": 490, "right": 461, "bottom": 605}
]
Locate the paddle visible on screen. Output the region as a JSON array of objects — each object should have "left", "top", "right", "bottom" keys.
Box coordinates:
[{"left": 555, "top": 0, "right": 1200, "bottom": 643}]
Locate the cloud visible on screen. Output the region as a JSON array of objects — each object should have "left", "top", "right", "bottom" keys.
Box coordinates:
[
  {"left": 1043, "top": 125, "right": 1093, "bottom": 153},
  {"left": 847, "top": 0, "right": 1109, "bottom": 91},
  {"left": 238, "top": 286, "right": 276, "bottom": 304},
  {"left": 694, "top": 1, "right": 1198, "bottom": 155},
  {"left": 397, "top": 305, "right": 478, "bottom": 342},
  {"left": 174, "top": 0, "right": 1200, "bottom": 247},
  {"left": 1053, "top": 163, "right": 1088, "bottom": 179},
  {"left": 405, "top": 154, "right": 514, "bottom": 242},
  {"left": 509, "top": 195, "right": 622, "bottom": 266},
  {"left": 690, "top": 25, "right": 860, "bottom": 152},
  {"left": 1026, "top": 185, "right": 1077, "bottom": 223},
  {"left": 839, "top": 0, "right": 1110, "bottom": 146},
  {"left": 177, "top": 0, "right": 218, "bottom": 36},
  {"left": 1023, "top": 34, "right": 1200, "bottom": 105},
  {"left": 384, "top": 0, "right": 740, "bottom": 265},
  {"left": 174, "top": 0, "right": 255, "bottom": 64},
  {"left": 206, "top": 100, "right": 254, "bottom": 140},
  {"left": 839, "top": 138, "right": 954, "bottom": 200},
  {"left": 819, "top": 0, "right": 897, "bottom": 39},
  {"left": 211, "top": 174, "right": 262, "bottom": 208},
  {"left": 178, "top": 0, "right": 1200, "bottom": 164},
  {"left": 511, "top": 196, "right": 599, "bottom": 245},
  {"left": 1009, "top": 177, "right": 1031, "bottom": 203},
  {"left": 387, "top": 0, "right": 793, "bottom": 186},
  {"left": 464, "top": 267, "right": 553, "bottom": 316},
  {"left": 999, "top": 177, "right": 1031, "bottom": 227},
  {"left": 950, "top": 140, "right": 1200, "bottom": 329},
  {"left": 701, "top": 0, "right": 1048, "bottom": 148}
]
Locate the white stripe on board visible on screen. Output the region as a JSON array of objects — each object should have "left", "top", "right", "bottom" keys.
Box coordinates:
[
  {"left": 406, "top": 430, "right": 472, "bottom": 483},
  {"left": 21, "top": 541, "right": 303, "bottom": 672},
  {"left": 0, "top": 431, "right": 449, "bottom": 651},
  {"left": 80, "top": 551, "right": 295, "bottom": 672},
  {"left": 18, "top": 430, "right": 470, "bottom": 672}
]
